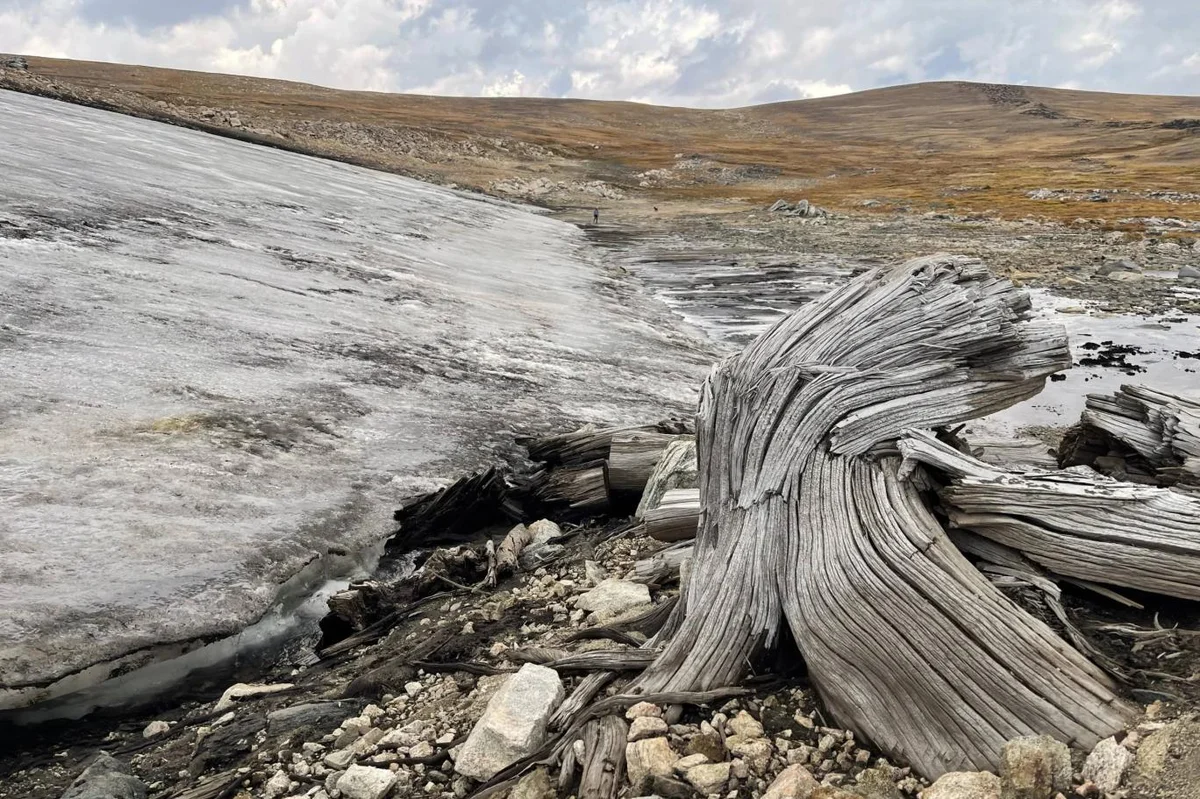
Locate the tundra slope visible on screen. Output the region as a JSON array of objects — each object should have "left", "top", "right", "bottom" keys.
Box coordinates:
[{"left": 0, "top": 90, "right": 713, "bottom": 711}]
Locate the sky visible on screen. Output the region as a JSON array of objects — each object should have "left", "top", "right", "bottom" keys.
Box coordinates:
[{"left": 1, "top": 0, "right": 1196, "bottom": 107}]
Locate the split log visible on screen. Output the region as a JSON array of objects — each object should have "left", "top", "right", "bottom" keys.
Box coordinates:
[
  {"left": 578, "top": 715, "right": 627, "bottom": 799},
  {"left": 633, "top": 255, "right": 1134, "bottom": 778},
  {"left": 900, "top": 430, "right": 1200, "bottom": 601},
  {"left": 643, "top": 488, "right": 700, "bottom": 542},
  {"left": 632, "top": 543, "right": 693, "bottom": 584},
  {"left": 388, "top": 468, "right": 518, "bottom": 552},
  {"left": 635, "top": 437, "right": 699, "bottom": 519},
  {"left": 608, "top": 431, "right": 678, "bottom": 493},
  {"left": 522, "top": 419, "right": 692, "bottom": 468},
  {"left": 966, "top": 436, "right": 1057, "bottom": 470},
  {"left": 1070, "top": 385, "right": 1200, "bottom": 486},
  {"left": 529, "top": 460, "right": 611, "bottom": 511},
  {"left": 495, "top": 523, "right": 533, "bottom": 575}
]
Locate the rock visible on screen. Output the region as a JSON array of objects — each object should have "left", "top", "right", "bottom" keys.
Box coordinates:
[
  {"left": 1108, "top": 270, "right": 1145, "bottom": 283},
  {"left": 763, "top": 764, "right": 820, "bottom": 799},
  {"left": 404, "top": 681, "right": 423, "bottom": 697},
  {"left": 1083, "top": 737, "right": 1133, "bottom": 793},
  {"left": 674, "top": 753, "right": 711, "bottom": 773},
  {"left": 323, "top": 749, "right": 357, "bottom": 770},
  {"left": 643, "top": 774, "right": 695, "bottom": 799},
  {"left": 683, "top": 762, "right": 731, "bottom": 794},
  {"left": 1179, "top": 265, "right": 1200, "bottom": 280},
  {"left": 142, "top": 720, "right": 170, "bottom": 739},
  {"left": 629, "top": 716, "right": 670, "bottom": 741},
  {"left": 626, "top": 701, "right": 664, "bottom": 720},
  {"left": 575, "top": 579, "right": 651, "bottom": 618},
  {"left": 453, "top": 663, "right": 564, "bottom": 781},
  {"left": 626, "top": 737, "right": 678, "bottom": 786},
  {"left": 922, "top": 772, "right": 1002, "bottom": 799},
  {"left": 810, "top": 789, "right": 860, "bottom": 799},
  {"left": 61, "top": 753, "right": 147, "bottom": 799},
  {"left": 509, "top": 767, "right": 554, "bottom": 799},
  {"left": 584, "top": 560, "right": 608, "bottom": 586},
  {"left": 999, "top": 735, "right": 1071, "bottom": 799},
  {"left": 855, "top": 767, "right": 902, "bottom": 799},
  {"left": 726, "top": 735, "right": 772, "bottom": 772},
  {"left": 264, "top": 770, "right": 295, "bottom": 799},
  {"left": 213, "top": 682, "right": 294, "bottom": 713},
  {"left": 2, "top": 56, "right": 29, "bottom": 70},
  {"left": 685, "top": 730, "right": 725, "bottom": 763},
  {"left": 1130, "top": 718, "right": 1200, "bottom": 799},
  {"left": 728, "top": 710, "right": 764, "bottom": 738},
  {"left": 336, "top": 765, "right": 398, "bottom": 799},
  {"left": 1096, "top": 259, "right": 1141, "bottom": 277}
]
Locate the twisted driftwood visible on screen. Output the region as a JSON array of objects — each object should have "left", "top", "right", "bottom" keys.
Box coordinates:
[{"left": 632, "top": 255, "right": 1135, "bottom": 777}]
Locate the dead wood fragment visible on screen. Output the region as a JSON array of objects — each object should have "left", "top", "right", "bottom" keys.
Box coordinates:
[
  {"left": 388, "top": 468, "right": 518, "bottom": 552},
  {"left": 495, "top": 523, "right": 533, "bottom": 576},
  {"left": 902, "top": 430, "right": 1200, "bottom": 600},
  {"left": 578, "top": 715, "right": 627, "bottom": 799},
  {"left": 635, "top": 436, "right": 698, "bottom": 519},
  {"left": 643, "top": 488, "right": 700, "bottom": 542},
  {"left": 609, "top": 431, "right": 678, "bottom": 494},
  {"left": 632, "top": 256, "right": 1134, "bottom": 778},
  {"left": 1071, "top": 385, "right": 1200, "bottom": 487},
  {"left": 522, "top": 419, "right": 692, "bottom": 468},
  {"left": 528, "top": 460, "right": 611, "bottom": 511},
  {"left": 546, "top": 649, "right": 660, "bottom": 673}
]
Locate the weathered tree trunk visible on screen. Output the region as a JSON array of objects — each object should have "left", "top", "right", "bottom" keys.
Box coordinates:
[
  {"left": 608, "top": 431, "right": 678, "bottom": 493},
  {"left": 635, "top": 438, "right": 698, "bottom": 519},
  {"left": 633, "top": 256, "right": 1135, "bottom": 777},
  {"left": 531, "top": 460, "right": 611, "bottom": 511},
  {"left": 901, "top": 430, "right": 1200, "bottom": 600},
  {"left": 643, "top": 489, "right": 700, "bottom": 542}
]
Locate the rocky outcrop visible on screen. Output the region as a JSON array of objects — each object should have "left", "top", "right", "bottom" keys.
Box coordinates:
[{"left": 61, "top": 754, "right": 146, "bottom": 799}]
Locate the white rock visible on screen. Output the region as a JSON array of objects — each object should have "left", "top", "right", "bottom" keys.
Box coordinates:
[
  {"left": 625, "top": 702, "right": 663, "bottom": 720},
  {"left": 404, "top": 681, "right": 424, "bottom": 697},
  {"left": 763, "top": 764, "right": 820, "bottom": 799},
  {"left": 674, "top": 754, "right": 711, "bottom": 773},
  {"left": 264, "top": 770, "right": 295, "bottom": 799},
  {"left": 1083, "top": 737, "right": 1134, "bottom": 793},
  {"left": 142, "top": 720, "right": 170, "bottom": 739},
  {"left": 584, "top": 560, "right": 608, "bottom": 586},
  {"left": 922, "top": 771, "right": 1001, "bottom": 799},
  {"left": 626, "top": 737, "right": 678, "bottom": 786},
  {"left": 575, "top": 579, "right": 651, "bottom": 618},
  {"left": 323, "top": 749, "right": 356, "bottom": 770},
  {"left": 684, "top": 762, "right": 731, "bottom": 794},
  {"left": 336, "top": 765, "right": 398, "bottom": 799},
  {"left": 214, "top": 682, "right": 294, "bottom": 713},
  {"left": 728, "top": 710, "right": 765, "bottom": 739},
  {"left": 453, "top": 664, "right": 565, "bottom": 781},
  {"left": 628, "top": 717, "right": 670, "bottom": 742}
]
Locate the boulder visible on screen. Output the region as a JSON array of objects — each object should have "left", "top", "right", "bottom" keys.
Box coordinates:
[
  {"left": 1083, "top": 736, "right": 1133, "bottom": 793},
  {"left": 763, "top": 764, "right": 820, "bottom": 799},
  {"left": 1097, "top": 259, "right": 1141, "bottom": 277},
  {"left": 263, "top": 770, "right": 295, "bottom": 799},
  {"left": 1179, "top": 265, "right": 1200, "bottom": 280},
  {"left": 726, "top": 735, "right": 773, "bottom": 772},
  {"left": 728, "top": 710, "right": 765, "bottom": 738},
  {"left": 626, "top": 701, "right": 664, "bottom": 720},
  {"left": 213, "top": 682, "right": 293, "bottom": 713},
  {"left": 683, "top": 762, "right": 731, "bottom": 794},
  {"left": 142, "top": 720, "right": 170, "bottom": 739},
  {"left": 1130, "top": 718, "right": 1200, "bottom": 799},
  {"left": 61, "top": 754, "right": 147, "bottom": 799},
  {"left": 509, "top": 767, "right": 555, "bottom": 799},
  {"left": 626, "top": 737, "right": 678, "bottom": 786},
  {"left": 922, "top": 771, "right": 1001, "bottom": 799},
  {"left": 453, "top": 663, "right": 564, "bottom": 781},
  {"left": 576, "top": 579, "right": 651, "bottom": 618},
  {"left": 629, "top": 716, "right": 670, "bottom": 741},
  {"left": 999, "top": 735, "right": 1071, "bottom": 799},
  {"left": 518, "top": 520, "right": 565, "bottom": 569},
  {"left": 336, "top": 765, "right": 398, "bottom": 799}
]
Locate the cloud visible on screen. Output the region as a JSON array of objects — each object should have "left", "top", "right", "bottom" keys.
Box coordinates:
[{"left": 0, "top": 0, "right": 1196, "bottom": 107}]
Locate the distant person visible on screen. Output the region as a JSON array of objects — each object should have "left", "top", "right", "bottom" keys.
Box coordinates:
[{"left": 593, "top": 208, "right": 599, "bottom": 226}]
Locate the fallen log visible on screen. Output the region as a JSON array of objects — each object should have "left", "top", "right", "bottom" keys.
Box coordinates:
[
  {"left": 529, "top": 460, "right": 610, "bottom": 511},
  {"left": 900, "top": 430, "right": 1200, "bottom": 601},
  {"left": 633, "top": 255, "right": 1134, "bottom": 777},
  {"left": 642, "top": 488, "right": 700, "bottom": 542},
  {"left": 608, "top": 431, "right": 678, "bottom": 493},
  {"left": 522, "top": 419, "right": 692, "bottom": 467}
]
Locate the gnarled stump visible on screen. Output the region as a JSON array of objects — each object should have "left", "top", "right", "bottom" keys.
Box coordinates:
[{"left": 634, "top": 256, "right": 1135, "bottom": 777}]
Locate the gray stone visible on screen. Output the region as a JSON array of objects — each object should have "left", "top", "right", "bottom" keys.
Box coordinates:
[
  {"left": 727, "top": 710, "right": 764, "bottom": 738},
  {"left": 213, "top": 682, "right": 294, "bottom": 713},
  {"left": 726, "top": 735, "right": 772, "bottom": 772},
  {"left": 141, "top": 720, "right": 170, "bottom": 739},
  {"left": 626, "top": 701, "right": 663, "bottom": 720},
  {"left": 1130, "top": 719, "right": 1200, "bottom": 799},
  {"left": 922, "top": 772, "right": 1001, "bottom": 799},
  {"left": 454, "top": 663, "right": 565, "bottom": 781},
  {"left": 629, "top": 716, "right": 670, "bottom": 741},
  {"left": 1179, "top": 265, "right": 1200, "bottom": 280},
  {"left": 336, "top": 765, "right": 398, "bottom": 799},
  {"left": 61, "top": 754, "right": 147, "bottom": 799},
  {"left": 518, "top": 520, "right": 565, "bottom": 569},
  {"left": 264, "top": 770, "right": 295, "bottom": 799},
  {"left": 576, "top": 579, "right": 651, "bottom": 618},
  {"left": 584, "top": 560, "right": 608, "bottom": 586},
  {"left": 999, "top": 735, "right": 1071, "bottom": 799},
  {"left": 683, "top": 761, "right": 731, "bottom": 794},
  {"left": 854, "top": 767, "right": 902, "bottom": 799},
  {"left": 1097, "top": 259, "right": 1141, "bottom": 276},
  {"left": 763, "top": 764, "right": 820, "bottom": 799},
  {"left": 323, "top": 749, "right": 357, "bottom": 770},
  {"left": 1083, "top": 737, "right": 1133, "bottom": 793},
  {"left": 627, "top": 737, "right": 679, "bottom": 786},
  {"left": 509, "top": 767, "right": 555, "bottom": 799}
]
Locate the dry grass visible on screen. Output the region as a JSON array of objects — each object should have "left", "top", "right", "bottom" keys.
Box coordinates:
[{"left": 10, "top": 57, "right": 1200, "bottom": 221}]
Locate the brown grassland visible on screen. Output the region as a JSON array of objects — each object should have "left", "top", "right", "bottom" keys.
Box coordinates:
[{"left": 3, "top": 56, "right": 1200, "bottom": 223}]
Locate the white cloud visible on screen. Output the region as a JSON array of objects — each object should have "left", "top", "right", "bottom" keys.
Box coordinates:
[{"left": 0, "top": 0, "right": 1196, "bottom": 107}]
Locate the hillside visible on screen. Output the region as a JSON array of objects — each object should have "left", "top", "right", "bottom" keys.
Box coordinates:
[{"left": 2, "top": 55, "right": 1199, "bottom": 224}]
